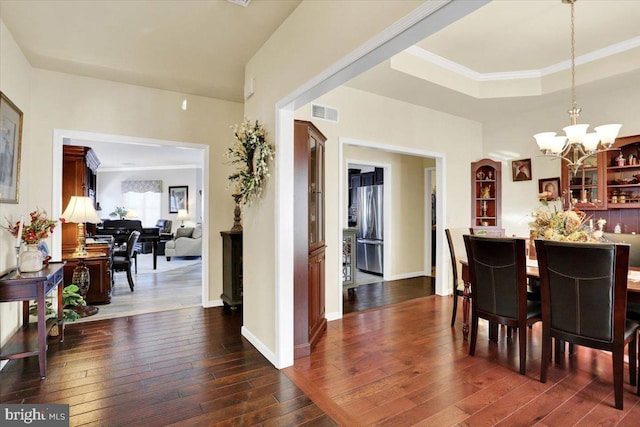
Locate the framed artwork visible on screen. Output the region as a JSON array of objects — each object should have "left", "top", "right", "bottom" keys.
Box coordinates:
[
  {"left": 169, "top": 186, "right": 188, "bottom": 213},
  {"left": 0, "top": 91, "right": 24, "bottom": 204},
  {"left": 512, "top": 158, "right": 532, "bottom": 182},
  {"left": 539, "top": 177, "right": 561, "bottom": 200}
]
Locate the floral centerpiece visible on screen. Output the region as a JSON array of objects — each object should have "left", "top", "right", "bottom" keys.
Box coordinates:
[
  {"left": 227, "top": 119, "right": 275, "bottom": 205},
  {"left": 4, "top": 208, "right": 57, "bottom": 245},
  {"left": 529, "top": 191, "right": 602, "bottom": 242}
]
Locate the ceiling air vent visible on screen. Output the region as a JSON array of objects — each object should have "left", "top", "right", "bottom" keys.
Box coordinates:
[{"left": 311, "top": 103, "right": 339, "bottom": 123}]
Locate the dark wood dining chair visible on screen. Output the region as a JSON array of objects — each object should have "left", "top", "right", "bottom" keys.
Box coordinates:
[
  {"left": 112, "top": 230, "right": 140, "bottom": 292},
  {"left": 463, "top": 235, "right": 541, "bottom": 375},
  {"left": 445, "top": 227, "right": 473, "bottom": 327},
  {"left": 535, "top": 239, "right": 639, "bottom": 409}
]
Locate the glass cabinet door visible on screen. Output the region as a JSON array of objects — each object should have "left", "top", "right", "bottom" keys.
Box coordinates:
[
  {"left": 308, "top": 133, "right": 325, "bottom": 248},
  {"left": 566, "top": 153, "right": 605, "bottom": 209}
]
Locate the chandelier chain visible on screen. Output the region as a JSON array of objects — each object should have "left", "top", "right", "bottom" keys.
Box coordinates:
[{"left": 570, "top": 0, "right": 576, "bottom": 108}]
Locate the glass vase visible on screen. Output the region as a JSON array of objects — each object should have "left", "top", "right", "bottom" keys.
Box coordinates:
[{"left": 19, "top": 244, "right": 44, "bottom": 272}]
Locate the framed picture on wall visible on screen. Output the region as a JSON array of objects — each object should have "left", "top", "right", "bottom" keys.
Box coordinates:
[
  {"left": 512, "top": 158, "right": 532, "bottom": 182},
  {"left": 538, "top": 177, "right": 560, "bottom": 200},
  {"left": 0, "top": 91, "right": 24, "bottom": 204},
  {"left": 169, "top": 186, "right": 188, "bottom": 213}
]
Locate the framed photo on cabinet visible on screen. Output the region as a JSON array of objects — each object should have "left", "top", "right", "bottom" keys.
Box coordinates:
[
  {"left": 169, "top": 186, "right": 188, "bottom": 213},
  {"left": 512, "top": 158, "right": 532, "bottom": 182},
  {"left": 539, "top": 177, "right": 560, "bottom": 200},
  {"left": 0, "top": 91, "right": 23, "bottom": 204}
]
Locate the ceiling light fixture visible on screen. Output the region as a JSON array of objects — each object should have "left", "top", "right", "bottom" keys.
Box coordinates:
[{"left": 533, "top": 0, "right": 621, "bottom": 175}]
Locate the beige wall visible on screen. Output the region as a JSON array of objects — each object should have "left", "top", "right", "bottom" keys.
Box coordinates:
[{"left": 0, "top": 20, "right": 32, "bottom": 349}]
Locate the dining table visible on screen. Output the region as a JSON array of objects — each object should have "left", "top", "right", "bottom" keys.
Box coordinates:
[{"left": 459, "top": 259, "right": 640, "bottom": 341}]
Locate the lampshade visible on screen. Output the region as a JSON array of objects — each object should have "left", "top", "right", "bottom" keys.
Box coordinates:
[
  {"left": 61, "top": 196, "right": 102, "bottom": 224},
  {"left": 177, "top": 209, "right": 189, "bottom": 220}
]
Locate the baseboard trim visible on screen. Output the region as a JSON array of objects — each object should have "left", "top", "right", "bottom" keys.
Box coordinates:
[
  {"left": 241, "top": 326, "right": 279, "bottom": 368},
  {"left": 203, "top": 299, "right": 224, "bottom": 308},
  {"left": 326, "top": 311, "right": 341, "bottom": 322},
  {"left": 386, "top": 271, "right": 427, "bottom": 281}
]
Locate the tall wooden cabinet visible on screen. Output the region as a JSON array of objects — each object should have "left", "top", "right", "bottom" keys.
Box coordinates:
[
  {"left": 471, "top": 158, "right": 503, "bottom": 235},
  {"left": 62, "top": 145, "right": 112, "bottom": 304},
  {"left": 294, "top": 120, "right": 327, "bottom": 359}
]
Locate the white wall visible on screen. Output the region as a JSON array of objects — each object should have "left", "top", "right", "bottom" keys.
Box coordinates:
[{"left": 98, "top": 168, "right": 202, "bottom": 231}]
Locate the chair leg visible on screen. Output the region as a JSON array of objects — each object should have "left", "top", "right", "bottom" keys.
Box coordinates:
[
  {"left": 629, "top": 337, "right": 637, "bottom": 387},
  {"left": 126, "top": 267, "right": 135, "bottom": 292},
  {"left": 469, "top": 311, "right": 479, "bottom": 356},
  {"left": 541, "top": 334, "right": 551, "bottom": 383},
  {"left": 451, "top": 292, "right": 458, "bottom": 327},
  {"left": 613, "top": 348, "right": 624, "bottom": 410},
  {"left": 134, "top": 253, "right": 138, "bottom": 274},
  {"left": 518, "top": 324, "right": 527, "bottom": 375}
]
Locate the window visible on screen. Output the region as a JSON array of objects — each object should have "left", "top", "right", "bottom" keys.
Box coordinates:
[{"left": 121, "top": 180, "right": 162, "bottom": 227}]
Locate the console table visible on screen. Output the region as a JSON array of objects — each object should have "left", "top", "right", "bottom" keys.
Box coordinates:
[{"left": 0, "top": 262, "right": 66, "bottom": 379}]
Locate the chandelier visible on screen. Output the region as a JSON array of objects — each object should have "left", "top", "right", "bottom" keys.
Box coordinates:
[{"left": 533, "top": 0, "right": 621, "bottom": 175}]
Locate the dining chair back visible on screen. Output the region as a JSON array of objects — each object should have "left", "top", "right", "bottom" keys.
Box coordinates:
[
  {"left": 464, "top": 235, "right": 541, "bottom": 374},
  {"left": 445, "top": 227, "right": 473, "bottom": 327},
  {"left": 534, "top": 239, "right": 638, "bottom": 409},
  {"left": 112, "top": 230, "right": 140, "bottom": 292}
]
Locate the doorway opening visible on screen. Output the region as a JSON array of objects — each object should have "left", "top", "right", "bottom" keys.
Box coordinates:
[{"left": 51, "top": 129, "right": 209, "bottom": 320}]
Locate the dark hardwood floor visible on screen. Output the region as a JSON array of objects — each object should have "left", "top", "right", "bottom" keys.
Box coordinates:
[
  {"left": 2, "top": 282, "right": 640, "bottom": 426},
  {"left": 0, "top": 307, "right": 335, "bottom": 426},
  {"left": 343, "top": 276, "right": 434, "bottom": 315}
]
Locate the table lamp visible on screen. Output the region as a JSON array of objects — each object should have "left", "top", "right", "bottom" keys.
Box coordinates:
[
  {"left": 61, "top": 196, "right": 102, "bottom": 317},
  {"left": 61, "top": 196, "right": 102, "bottom": 256},
  {"left": 177, "top": 209, "right": 189, "bottom": 227}
]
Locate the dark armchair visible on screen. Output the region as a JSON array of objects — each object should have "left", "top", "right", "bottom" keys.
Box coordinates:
[
  {"left": 535, "top": 239, "right": 638, "bottom": 409},
  {"left": 463, "top": 235, "right": 541, "bottom": 375}
]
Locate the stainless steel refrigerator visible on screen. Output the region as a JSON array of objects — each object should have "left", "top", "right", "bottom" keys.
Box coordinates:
[{"left": 356, "top": 184, "right": 383, "bottom": 275}]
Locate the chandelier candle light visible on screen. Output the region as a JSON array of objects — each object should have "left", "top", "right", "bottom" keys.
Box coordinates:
[{"left": 533, "top": 0, "right": 621, "bottom": 175}]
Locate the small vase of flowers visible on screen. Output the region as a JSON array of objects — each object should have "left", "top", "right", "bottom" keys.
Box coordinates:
[
  {"left": 529, "top": 192, "right": 602, "bottom": 242},
  {"left": 4, "top": 208, "right": 57, "bottom": 272}
]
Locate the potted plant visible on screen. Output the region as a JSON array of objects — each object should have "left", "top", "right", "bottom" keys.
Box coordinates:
[
  {"left": 109, "top": 206, "right": 128, "bottom": 220},
  {"left": 29, "top": 284, "right": 87, "bottom": 327}
]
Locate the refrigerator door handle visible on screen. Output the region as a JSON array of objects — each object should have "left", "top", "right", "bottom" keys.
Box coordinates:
[{"left": 358, "top": 239, "right": 383, "bottom": 245}]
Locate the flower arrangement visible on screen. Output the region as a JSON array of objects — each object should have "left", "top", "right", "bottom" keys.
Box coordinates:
[
  {"left": 4, "top": 208, "right": 58, "bottom": 245},
  {"left": 529, "top": 192, "right": 602, "bottom": 242},
  {"left": 109, "top": 206, "right": 128, "bottom": 219},
  {"left": 227, "top": 119, "right": 274, "bottom": 205}
]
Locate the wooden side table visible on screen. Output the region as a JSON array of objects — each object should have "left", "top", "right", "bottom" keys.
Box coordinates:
[{"left": 0, "top": 262, "right": 66, "bottom": 379}]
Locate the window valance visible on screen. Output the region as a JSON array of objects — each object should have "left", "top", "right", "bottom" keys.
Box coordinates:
[{"left": 121, "top": 180, "right": 162, "bottom": 194}]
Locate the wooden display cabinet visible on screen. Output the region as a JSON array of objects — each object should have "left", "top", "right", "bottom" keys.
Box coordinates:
[
  {"left": 293, "top": 120, "right": 327, "bottom": 359},
  {"left": 471, "top": 158, "right": 502, "bottom": 235}
]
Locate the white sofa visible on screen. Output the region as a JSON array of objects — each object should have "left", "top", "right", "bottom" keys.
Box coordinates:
[{"left": 165, "top": 225, "right": 202, "bottom": 260}]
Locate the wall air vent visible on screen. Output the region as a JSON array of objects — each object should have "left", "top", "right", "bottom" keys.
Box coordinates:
[
  {"left": 227, "top": 0, "right": 251, "bottom": 7},
  {"left": 311, "top": 103, "right": 339, "bottom": 123}
]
